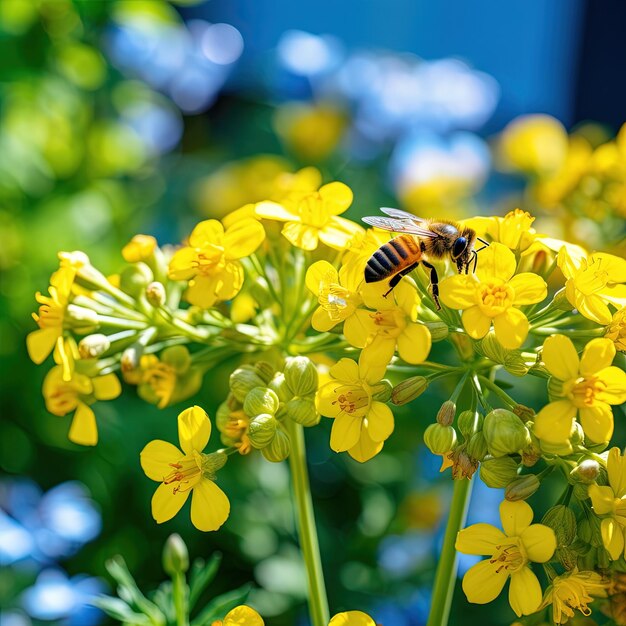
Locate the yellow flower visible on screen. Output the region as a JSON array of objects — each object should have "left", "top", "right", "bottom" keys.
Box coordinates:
[
  {"left": 440, "top": 242, "right": 547, "bottom": 349},
  {"left": 589, "top": 447, "right": 626, "bottom": 559},
  {"left": 456, "top": 500, "right": 556, "bottom": 618},
  {"left": 140, "top": 406, "right": 230, "bottom": 532},
  {"left": 121, "top": 234, "right": 157, "bottom": 263},
  {"left": 43, "top": 365, "right": 121, "bottom": 446},
  {"left": 344, "top": 279, "right": 431, "bottom": 366},
  {"left": 27, "top": 266, "right": 76, "bottom": 365},
  {"left": 533, "top": 336, "right": 626, "bottom": 444},
  {"left": 328, "top": 611, "right": 376, "bottom": 626},
  {"left": 317, "top": 353, "right": 394, "bottom": 463},
  {"left": 211, "top": 605, "right": 264, "bottom": 626},
  {"left": 606, "top": 307, "right": 626, "bottom": 352},
  {"left": 255, "top": 182, "right": 363, "bottom": 251},
  {"left": 539, "top": 569, "right": 607, "bottom": 623},
  {"left": 339, "top": 228, "right": 391, "bottom": 289},
  {"left": 305, "top": 261, "right": 362, "bottom": 332},
  {"left": 558, "top": 247, "right": 626, "bottom": 325},
  {"left": 168, "top": 218, "right": 265, "bottom": 308}
]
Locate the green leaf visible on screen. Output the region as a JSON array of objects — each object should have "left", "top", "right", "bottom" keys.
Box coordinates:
[
  {"left": 189, "top": 553, "right": 222, "bottom": 609},
  {"left": 91, "top": 596, "right": 152, "bottom": 625},
  {"left": 190, "top": 583, "right": 252, "bottom": 626},
  {"left": 152, "top": 581, "right": 175, "bottom": 624}
]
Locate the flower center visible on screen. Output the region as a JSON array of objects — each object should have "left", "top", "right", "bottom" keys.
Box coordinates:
[
  {"left": 35, "top": 297, "right": 64, "bottom": 329},
  {"left": 143, "top": 361, "right": 177, "bottom": 409},
  {"left": 46, "top": 374, "right": 92, "bottom": 415},
  {"left": 298, "top": 194, "right": 329, "bottom": 228},
  {"left": 333, "top": 384, "right": 370, "bottom": 417},
  {"left": 163, "top": 455, "right": 202, "bottom": 494},
  {"left": 369, "top": 309, "right": 406, "bottom": 337},
  {"left": 193, "top": 245, "right": 226, "bottom": 275},
  {"left": 319, "top": 284, "right": 357, "bottom": 320},
  {"left": 564, "top": 376, "right": 606, "bottom": 408},
  {"left": 477, "top": 281, "right": 514, "bottom": 316},
  {"left": 489, "top": 540, "right": 526, "bottom": 574}
]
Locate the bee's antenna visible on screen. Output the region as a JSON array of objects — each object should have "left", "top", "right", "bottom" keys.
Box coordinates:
[{"left": 477, "top": 237, "right": 490, "bottom": 246}]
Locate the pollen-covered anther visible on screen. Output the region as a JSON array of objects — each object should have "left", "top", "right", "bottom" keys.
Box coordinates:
[{"left": 489, "top": 542, "right": 526, "bottom": 573}]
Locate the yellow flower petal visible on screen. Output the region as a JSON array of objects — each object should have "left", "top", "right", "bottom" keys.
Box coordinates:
[
  {"left": 282, "top": 221, "right": 319, "bottom": 250},
  {"left": 569, "top": 287, "right": 612, "bottom": 325},
  {"left": 476, "top": 242, "right": 516, "bottom": 283},
  {"left": 189, "top": 220, "right": 224, "bottom": 247},
  {"left": 216, "top": 261, "right": 245, "bottom": 301},
  {"left": 190, "top": 478, "right": 230, "bottom": 531},
  {"left": 580, "top": 338, "right": 616, "bottom": 376},
  {"left": 317, "top": 383, "right": 341, "bottom": 418},
  {"left": 140, "top": 440, "right": 182, "bottom": 481},
  {"left": 596, "top": 366, "right": 626, "bottom": 404},
  {"left": 68, "top": 402, "right": 98, "bottom": 446},
  {"left": 151, "top": 481, "right": 190, "bottom": 524},
  {"left": 348, "top": 427, "right": 384, "bottom": 463},
  {"left": 439, "top": 274, "right": 478, "bottom": 309},
  {"left": 579, "top": 403, "right": 613, "bottom": 443},
  {"left": 519, "top": 524, "right": 556, "bottom": 562},
  {"left": 509, "top": 567, "right": 542, "bottom": 617},
  {"left": 319, "top": 218, "right": 362, "bottom": 250},
  {"left": 26, "top": 328, "right": 60, "bottom": 364},
  {"left": 311, "top": 306, "right": 338, "bottom": 332},
  {"left": 393, "top": 278, "right": 420, "bottom": 318},
  {"left": 329, "top": 358, "right": 359, "bottom": 383},
  {"left": 397, "top": 323, "right": 431, "bottom": 364},
  {"left": 329, "top": 611, "right": 375, "bottom": 626},
  {"left": 510, "top": 273, "right": 547, "bottom": 305},
  {"left": 590, "top": 252, "right": 626, "bottom": 283},
  {"left": 461, "top": 305, "right": 492, "bottom": 339},
  {"left": 455, "top": 523, "right": 507, "bottom": 555},
  {"left": 500, "top": 500, "right": 533, "bottom": 537},
  {"left": 223, "top": 606, "right": 264, "bottom": 626},
  {"left": 601, "top": 517, "right": 625, "bottom": 560},
  {"left": 542, "top": 335, "right": 579, "bottom": 381},
  {"left": 223, "top": 219, "right": 265, "bottom": 260},
  {"left": 305, "top": 260, "right": 338, "bottom": 295},
  {"left": 364, "top": 335, "right": 396, "bottom": 366},
  {"left": 493, "top": 307, "right": 529, "bottom": 349},
  {"left": 330, "top": 413, "right": 363, "bottom": 452},
  {"left": 169, "top": 247, "right": 200, "bottom": 281},
  {"left": 557, "top": 246, "right": 580, "bottom": 280},
  {"left": 358, "top": 350, "right": 386, "bottom": 384},
  {"left": 533, "top": 400, "right": 576, "bottom": 444},
  {"left": 178, "top": 406, "right": 211, "bottom": 455},
  {"left": 607, "top": 447, "right": 626, "bottom": 497},
  {"left": 344, "top": 310, "right": 377, "bottom": 348},
  {"left": 92, "top": 373, "right": 121, "bottom": 401},
  {"left": 366, "top": 402, "right": 394, "bottom": 442},
  {"left": 589, "top": 484, "right": 617, "bottom": 515},
  {"left": 319, "top": 181, "right": 353, "bottom": 215},
  {"left": 462, "top": 559, "right": 508, "bottom": 604},
  {"left": 255, "top": 201, "right": 296, "bottom": 222}
]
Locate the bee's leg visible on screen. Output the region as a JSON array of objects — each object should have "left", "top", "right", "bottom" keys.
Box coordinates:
[
  {"left": 421, "top": 260, "right": 441, "bottom": 310},
  {"left": 471, "top": 250, "right": 478, "bottom": 274},
  {"left": 383, "top": 262, "right": 419, "bottom": 297}
]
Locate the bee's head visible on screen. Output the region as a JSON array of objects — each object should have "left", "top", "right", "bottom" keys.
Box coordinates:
[{"left": 453, "top": 228, "right": 478, "bottom": 271}]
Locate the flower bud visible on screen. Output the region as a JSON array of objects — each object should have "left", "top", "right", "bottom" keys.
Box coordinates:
[
  {"left": 202, "top": 451, "right": 228, "bottom": 476},
  {"left": 436, "top": 401, "right": 456, "bottom": 427},
  {"left": 216, "top": 400, "right": 232, "bottom": 433},
  {"left": 244, "top": 387, "right": 279, "bottom": 418},
  {"left": 162, "top": 345, "right": 191, "bottom": 374},
  {"left": 78, "top": 334, "right": 110, "bottom": 359},
  {"left": 542, "top": 505, "right": 577, "bottom": 546},
  {"left": 119, "top": 262, "right": 153, "bottom": 296},
  {"left": 391, "top": 376, "right": 428, "bottom": 406},
  {"left": 230, "top": 365, "right": 267, "bottom": 403},
  {"left": 539, "top": 438, "right": 573, "bottom": 457},
  {"left": 503, "top": 350, "right": 530, "bottom": 377},
  {"left": 255, "top": 361, "right": 275, "bottom": 385},
  {"left": 262, "top": 427, "right": 290, "bottom": 462},
  {"left": 285, "top": 397, "right": 320, "bottom": 427},
  {"left": 66, "top": 304, "right": 99, "bottom": 332},
  {"left": 146, "top": 281, "right": 166, "bottom": 307},
  {"left": 457, "top": 410, "right": 482, "bottom": 438},
  {"left": 269, "top": 373, "right": 293, "bottom": 403},
  {"left": 570, "top": 459, "right": 600, "bottom": 484},
  {"left": 121, "top": 344, "right": 143, "bottom": 373},
  {"left": 466, "top": 432, "right": 488, "bottom": 462},
  {"left": 483, "top": 408, "right": 531, "bottom": 457},
  {"left": 513, "top": 404, "right": 535, "bottom": 423},
  {"left": 505, "top": 474, "right": 540, "bottom": 501},
  {"left": 370, "top": 380, "right": 393, "bottom": 403},
  {"left": 122, "top": 234, "right": 157, "bottom": 263},
  {"left": 480, "top": 456, "right": 519, "bottom": 488},
  {"left": 248, "top": 414, "right": 278, "bottom": 448},
  {"left": 553, "top": 287, "right": 573, "bottom": 311},
  {"left": 450, "top": 445, "right": 478, "bottom": 480},
  {"left": 162, "top": 534, "right": 189, "bottom": 576},
  {"left": 477, "top": 332, "right": 508, "bottom": 365},
  {"left": 555, "top": 546, "right": 578, "bottom": 570},
  {"left": 424, "top": 321, "right": 448, "bottom": 342},
  {"left": 284, "top": 357, "right": 318, "bottom": 396},
  {"left": 424, "top": 423, "right": 457, "bottom": 455},
  {"left": 520, "top": 432, "right": 542, "bottom": 467},
  {"left": 570, "top": 421, "right": 585, "bottom": 445}
]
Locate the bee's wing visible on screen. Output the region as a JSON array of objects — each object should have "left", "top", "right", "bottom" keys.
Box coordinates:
[
  {"left": 362, "top": 216, "right": 438, "bottom": 237},
  {"left": 380, "top": 207, "right": 426, "bottom": 222}
]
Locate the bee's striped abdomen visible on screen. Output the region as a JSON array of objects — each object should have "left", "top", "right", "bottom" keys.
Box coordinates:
[{"left": 364, "top": 235, "right": 421, "bottom": 283}]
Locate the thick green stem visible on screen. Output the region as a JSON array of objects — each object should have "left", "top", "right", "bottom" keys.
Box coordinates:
[
  {"left": 172, "top": 572, "right": 188, "bottom": 626},
  {"left": 426, "top": 476, "right": 474, "bottom": 626},
  {"left": 287, "top": 421, "right": 330, "bottom": 626}
]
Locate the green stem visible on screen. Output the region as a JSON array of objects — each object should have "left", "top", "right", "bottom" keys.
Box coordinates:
[
  {"left": 426, "top": 476, "right": 474, "bottom": 626},
  {"left": 287, "top": 421, "right": 330, "bottom": 626},
  {"left": 172, "top": 572, "right": 188, "bottom": 626}
]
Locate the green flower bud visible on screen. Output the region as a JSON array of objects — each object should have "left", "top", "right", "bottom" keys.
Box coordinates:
[
  {"left": 216, "top": 401, "right": 232, "bottom": 433},
  {"left": 513, "top": 404, "right": 535, "bottom": 423},
  {"left": 424, "top": 423, "right": 457, "bottom": 455},
  {"left": 248, "top": 414, "right": 278, "bottom": 448},
  {"left": 570, "top": 421, "right": 585, "bottom": 445},
  {"left": 503, "top": 351, "right": 530, "bottom": 377},
  {"left": 570, "top": 459, "right": 600, "bottom": 484},
  {"left": 201, "top": 451, "right": 228, "bottom": 477},
  {"left": 436, "top": 401, "right": 456, "bottom": 426},
  {"left": 542, "top": 505, "right": 577, "bottom": 546},
  {"left": 505, "top": 474, "right": 540, "bottom": 501},
  {"left": 285, "top": 397, "right": 320, "bottom": 427},
  {"left": 391, "top": 376, "right": 428, "bottom": 405},
  {"left": 466, "top": 432, "right": 488, "bottom": 462},
  {"left": 573, "top": 483, "right": 591, "bottom": 501},
  {"left": 450, "top": 445, "right": 478, "bottom": 480},
  {"left": 457, "top": 410, "right": 483, "bottom": 438},
  {"left": 269, "top": 373, "right": 293, "bottom": 403},
  {"left": 477, "top": 331, "right": 508, "bottom": 365},
  {"left": 121, "top": 344, "right": 143, "bottom": 373},
  {"left": 553, "top": 287, "right": 573, "bottom": 311},
  {"left": 424, "top": 321, "right": 449, "bottom": 342},
  {"left": 483, "top": 408, "right": 531, "bottom": 457},
  {"left": 284, "top": 356, "right": 318, "bottom": 396},
  {"left": 244, "top": 387, "right": 279, "bottom": 417},
  {"left": 163, "top": 534, "right": 189, "bottom": 576},
  {"left": 547, "top": 376, "right": 565, "bottom": 402},
  {"left": 262, "top": 427, "right": 290, "bottom": 462},
  {"left": 555, "top": 546, "right": 578, "bottom": 570},
  {"left": 162, "top": 345, "right": 191, "bottom": 374},
  {"left": 78, "top": 334, "right": 110, "bottom": 359},
  {"left": 230, "top": 365, "right": 267, "bottom": 402},
  {"left": 254, "top": 361, "right": 275, "bottom": 385},
  {"left": 146, "top": 281, "right": 166, "bottom": 307},
  {"left": 370, "top": 380, "right": 393, "bottom": 403},
  {"left": 480, "top": 456, "right": 519, "bottom": 488},
  {"left": 520, "top": 432, "right": 542, "bottom": 468},
  {"left": 66, "top": 304, "right": 100, "bottom": 333},
  {"left": 119, "top": 262, "right": 153, "bottom": 296}
]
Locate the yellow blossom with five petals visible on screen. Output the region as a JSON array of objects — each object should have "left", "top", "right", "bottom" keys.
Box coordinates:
[
  {"left": 317, "top": 353, "right": 394, "bottom": 463},
  {"left": 329, "top": 611, "right": 376, "bottom": 626},
  {"left": 533, "top": 335, "right": 626, "bottom": 444},
  {"left": 440, "top": 242, "right": 547, "bottom": 349},
  {"left": 606, "top": 306, "right": 626, "bottom": 352},
  {"left": 456, "top": 500, "right": 556, "bottom": 618},
  {"left": 211, "top": 605, "right": 264, "bottom": 626},
  {"left": 140, "top": 406, "right": 230, "bottom": 532},
  {"left": 168, "top": 219, "right": 265, "bottom": 308}
]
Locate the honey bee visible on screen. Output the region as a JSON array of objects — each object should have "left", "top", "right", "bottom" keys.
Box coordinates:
[{"left": 361, "top": 208, "right": 488, "bottom": 309}]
